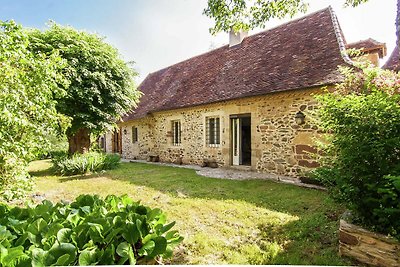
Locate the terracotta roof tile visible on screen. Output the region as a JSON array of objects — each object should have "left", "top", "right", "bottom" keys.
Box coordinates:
[
  {"left": 346, "top": 38, "right": 387, "bottom": 58},
  {"left": 123, "top": 7, "right": 350, "bottom": 121}
]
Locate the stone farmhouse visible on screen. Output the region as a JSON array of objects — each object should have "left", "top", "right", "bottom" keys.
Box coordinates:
[{"left": 101, "top": 7, "right": 386, "bottom": 178}]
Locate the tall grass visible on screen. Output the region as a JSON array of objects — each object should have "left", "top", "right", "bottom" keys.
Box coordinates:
[{"left": 52, "top": 151, "right": 120, "bottom": 175}]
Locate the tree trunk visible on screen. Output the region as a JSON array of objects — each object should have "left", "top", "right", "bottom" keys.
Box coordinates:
[
  {"left": 68, "top": 128, "right": 91, "bottom": 154},
  {"left": 397, "top": 0, "right": 400, "bottom": 50}
]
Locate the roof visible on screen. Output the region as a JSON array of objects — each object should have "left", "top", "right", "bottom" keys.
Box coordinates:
[
  {"left": 123, "top": 7, "right": 350, "bottom": 121},
  {"left": 383, "top": 45, "right": 400, "bottom": 71},
  {"left": 346, "top": 38, "right": 387, "bottom": 58}
]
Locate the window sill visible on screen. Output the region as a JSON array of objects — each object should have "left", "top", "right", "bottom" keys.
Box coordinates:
[{"left": 207, "top": 144, "right": 221, "bottom": 148}]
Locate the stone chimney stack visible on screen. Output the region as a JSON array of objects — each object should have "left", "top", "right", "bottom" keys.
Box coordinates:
[{"left": 229, "top": 29, "right": 248, "bottom": 47}]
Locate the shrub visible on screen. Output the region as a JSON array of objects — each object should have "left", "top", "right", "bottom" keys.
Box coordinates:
[
  {"left": 0, "top": 157, "right": 33, "bottom": 202},
  {"left": 0, "top": 21, "right": 68, "bottom": 201},
  {"left": 0, "top": 194, "right": 183, "bottom": 266},
  {"left": 313, "top": 66, "right": 400, "bottom": 239},
  {"left": 52, "top": 152, "right": 120, "bottom": 176}
]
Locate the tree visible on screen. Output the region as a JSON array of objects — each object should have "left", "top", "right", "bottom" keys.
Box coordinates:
[
  {"left": 28, "top": 24, "right": 141, "bottom": 154},
  {"left": 0, "top": 21, "right": 66, "bottom": 200}
]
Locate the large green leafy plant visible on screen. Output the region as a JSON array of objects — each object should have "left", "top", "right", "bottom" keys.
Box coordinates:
[
  {"left": 51, "top": 152, "right": 121, "bottom": 176},
  {"left": 0, "top": 194, "right": 183, "bottom": 266},
  {"left": 0, "top": 21, "right": 68, "bottom": 201},
  {"left": 314, "top": 66, "right": 400, "bottom": 239}
]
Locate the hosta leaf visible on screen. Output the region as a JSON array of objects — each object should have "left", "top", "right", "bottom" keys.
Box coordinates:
[
  {"left": 112, "top": 215, "right": 122, "bottom": 227},
  {"left": 79, "top": 206, "right": 91, "bottom": 215},
  {"left": 55, "top": 254, "right": 71, "bottom": 266},
  {"left": 160, "top": 221, "right": 175, "bottom": 234},
  {"left": 120, "top": 194, "right": 134, "bottom": 206},
  {"left": 57, "top": 228, "right": 72, "bottom": 243},
  {"left": 88, "top": 223, "right": 104, "bottom": 243},
  {"left": 136, "top": 219, "right": 143, "bottom": 238},
  {"left": 27, "top": 218, "right": 47, "bottom": 236},
  {"left": 163, "top": 245, "right": 174, "bottom": 258},
  {"left": 34, "top": 201, "right": 53, "bottom": 220},
  {"left": 0, "top": 225, "right": 15, "bottom": 244},
  {"left": 116, "top": 242, "right": 131, "bottom": 258},
  {"left": 2, "top": 246, "right": 29, "bottom": 267},
  {"left": 98, "top": 243, "right": 115, "bottom": 264},
  {"left": 45, "top": 223, "right": 64, "bottom": 238},
  {"left": 14, "top": 232, "right": 28, "bottom": 247},
  {"left": 135, "top": 206, "right": 147, "bottom": 215},
  {"left": 149, "top": 236, "right": 167, "bottom": 258},
  {"left": 105, "top": 228, "right": 121, "bottom": 244},
  {"left": 78, "top": 248, "right": 98, "bottom": 266},
  {"left": 147, "top": 208, "right": 161, "bottom": 221},
  {"left": 138, "top": 240, "right": 155, "bottom": 256},
  {"left": 165, "top": 230, "right": 179, "bottom": 240},
  {"left": 48, "top": 242, "right": 76, "bottom": 265},
  {"left": 66, "top": 209, "right": 81, "bottom": 226},
  {"left": 27, "top": 232, "right": 41, "bottom": 247},
  {"left": 73, "top": 195, "right": 97, "bottom": 208},
  {"left": 142, "top": 233, "right": 157, "bottom": 244},
  {"left": 122, "top": 222, "right": 139, "bottom": 244}
]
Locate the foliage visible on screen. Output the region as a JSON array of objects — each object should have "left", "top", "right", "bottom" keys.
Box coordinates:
[
  {"left": 52, "top": 152, "right": 120, "bottom": 176},
  {"left": 0, "top": 20, "right": 68, "bottom": 201},
  {"left": 29, "top": 160, "right": 351, "bottom": 265},
  {"left": 27, "top": 23, "right": 141, "bottom": 138},
  {"left": 204, "top": 0, "right": 369, "bottom": 34},
  {"left": 0, "top": 194, "right": 183, "bottom": 266},
  {"left": 36, "top": 134, "right": 69, "bottom": 160},
  {"left": 313, "top": 66, "right": 400, "bottom": 239}
]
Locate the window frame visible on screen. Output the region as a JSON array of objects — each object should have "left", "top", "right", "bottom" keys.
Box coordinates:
[
  {"left": 206, "top": 116, "right": 221, "bottom": 147},
  {"left": 132, "top": 126, "right": 138, "bottom": 143},
  {"left": 171, "top": 120, "right": 181, "bottom": 146}
]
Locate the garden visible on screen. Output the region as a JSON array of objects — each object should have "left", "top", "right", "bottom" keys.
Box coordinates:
[
  {"left": 1, "top": 2, "right": 399, "bottom": 265},
  {"left": 24, "top": 159, "right": 351, "bottom": 265}
]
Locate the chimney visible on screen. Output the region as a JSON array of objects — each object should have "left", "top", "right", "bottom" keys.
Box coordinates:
[{"left": 229, "top": 29, "right": 248, "bottom": 47}]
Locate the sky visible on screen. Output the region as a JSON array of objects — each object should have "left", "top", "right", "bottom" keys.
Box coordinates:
[{"left": 0, "top": 0, "right": 396, "bottom": 82}]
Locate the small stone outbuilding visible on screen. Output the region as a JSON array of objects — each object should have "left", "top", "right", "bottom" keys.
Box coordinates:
[{"left": 102, "top": 7, "right": 386, "bottom": 178}]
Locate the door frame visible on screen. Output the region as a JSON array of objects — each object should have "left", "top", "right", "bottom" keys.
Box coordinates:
[
  {"left": 230, "top": 113, "right": 251, "bottom": 166},
  {"left": 112, "top": 129, "right": 122, "bottom": 154}
]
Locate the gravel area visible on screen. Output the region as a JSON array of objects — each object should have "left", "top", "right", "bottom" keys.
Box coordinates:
[{"left": 123, "top": 159, "right": 325, "bottom": 190}]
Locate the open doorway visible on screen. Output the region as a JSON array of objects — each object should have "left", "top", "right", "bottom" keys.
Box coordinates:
[
  {"left": 112, "top": 129, "right": 122, "bottom": 154},
  {"left": 231, "top": 114, "right": 251, "bottom": 166}
]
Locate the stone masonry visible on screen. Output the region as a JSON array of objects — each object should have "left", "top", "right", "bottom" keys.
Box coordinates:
[{"left": 106, "top": 87, "right": 324, "bottom": 178}]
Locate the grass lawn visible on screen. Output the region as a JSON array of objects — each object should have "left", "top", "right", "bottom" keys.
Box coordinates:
[{"left": 28, "top": 160, "right": 352, "bottom": 265}]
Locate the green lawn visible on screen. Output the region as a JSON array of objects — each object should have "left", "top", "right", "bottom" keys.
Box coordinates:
[{"left": 28, "top": 160, "right": 351, "bottom": 265}]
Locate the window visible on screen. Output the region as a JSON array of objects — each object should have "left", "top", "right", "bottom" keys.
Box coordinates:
[
  {"left": 132, "top": 126, "right": 138, "bottom": 143},
  {"left": 172, "top": 120, "right": 181, "bottom": 146},
  {"left": 100, "top": 137, "right": 105, "bottom": 150},
  {"left": 206, "top": 117, "right": 220, "bottom": 147}
]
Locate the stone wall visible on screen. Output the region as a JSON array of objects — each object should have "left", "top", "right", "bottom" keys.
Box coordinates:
[
  {"left": 339, "top": 219, "right": 400, "bottom": 267},
  {"left": 117, "top": 87, "right": 325, "bottom": 177}
]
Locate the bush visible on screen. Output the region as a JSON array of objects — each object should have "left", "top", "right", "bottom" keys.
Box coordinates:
[
  {"left": 52, "top": 152, "right": 120, "bottom": 176},
  {"left": 0, "top": 194, "right": 183, "bottom": 266},
  {"left": 0, "top": 21, "right": 68, "bottom": 201},
  {"left": 313, "top": 66, "right": 400, "bottom": 239},
  {"left": 0, "top": 157, "right": 33, "bottom": 202}
]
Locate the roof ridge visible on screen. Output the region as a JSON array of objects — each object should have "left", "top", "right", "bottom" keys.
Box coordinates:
[
  {"left": 125, "top": 6, "right": 349, "bottom": 121},
  {"left": 147, "top": 6, "right": 335, "bottom": 77},
  {"left": 348, "top": 38, "right": 385, "bottom": 45},
  {"left": 327, "top": 6, "right": 354, "bottom": 66}
]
